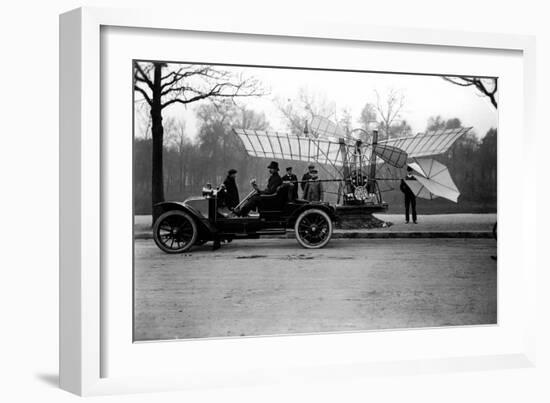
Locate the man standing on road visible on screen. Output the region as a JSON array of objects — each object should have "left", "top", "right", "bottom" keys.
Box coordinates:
[
  {"left": 282, "top": 166, "right": 299, "bottom": 200},
  {"left": 234, "top": 161, "right": 283, "bottom": 217},
  {"left": 400, "top": 166, "right": 418, "bottom": 224},
  {"left": 301, "top": 164, "right": 315, "bottom": 197},
  {"left": 222, "top": 168, "right": 240, "bottom": 209}
]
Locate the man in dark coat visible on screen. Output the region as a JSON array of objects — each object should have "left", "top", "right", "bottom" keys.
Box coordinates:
[
  {"left": 222, "top": 169, "right": 240, "bottom": 209},
  {"left": 235, "top": 161, "right": 283, "bottom": 217},
  {"left": 303, "top": 169, "right": 324, "bottom": 201},
  {"left": 400, "top": 166, "right": 418, "bottom": 224},
  {"left": 282, "top": 166, "right": 298, "bottom": 200},
  {"left": 301, "top": 164, "right": 315, "bottom": 197}
]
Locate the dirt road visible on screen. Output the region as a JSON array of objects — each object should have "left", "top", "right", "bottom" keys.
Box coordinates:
[{"left": 134, "top": 238, "right": 497, "bottom": 341}]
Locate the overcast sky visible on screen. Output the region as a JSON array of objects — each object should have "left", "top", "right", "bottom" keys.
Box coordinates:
[{"left": 136, "top": 64, "right": 498, "bottom": 140}]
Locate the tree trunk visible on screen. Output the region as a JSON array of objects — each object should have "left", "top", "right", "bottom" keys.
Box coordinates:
[{"left": 151, "top": 63, "right": 165, "bottom": 221}]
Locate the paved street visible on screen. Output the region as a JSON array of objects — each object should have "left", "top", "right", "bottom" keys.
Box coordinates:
[
  {"left": 134, "top": 213, "right": 497, "bottom": 238},
  {"left": 134, "top": 238, "right": 497, "bottom": 341}
]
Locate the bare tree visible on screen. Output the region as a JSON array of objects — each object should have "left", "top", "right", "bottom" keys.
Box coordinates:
[
  {"left": 337, "top": 107, "right": 353, "bottom": 134},
  {"left": 357, "top": 102, "right": 378, "bottom": 142},
  {"left": 133, "top": 61, "right": 264, "bottom": 210},
  {"left": 374, "top": 89, "right": 405, "bottom": 140},
  {"left": 358, "top": 102, "right": 377, "bottom": 129},
  {"left": 134, "top": 101, "right": 152, "bottom": 140},
  {"left": 237, "top": 104, "right": 270, "bottom": 132},
  {"left": 299, "top": 88, "right": 336, "bottom": 121},
  {"left": 195, "top": 102, "right": 269, "bottom": 190},
  {"left": 275, "top": 88, "right": 336, "bottom": 136},
  {"left": 442, "top": 76, "right": 498, "bottom": 109},
  {"left": 164, "top": 118, "right": 191, "bottom": 193}
]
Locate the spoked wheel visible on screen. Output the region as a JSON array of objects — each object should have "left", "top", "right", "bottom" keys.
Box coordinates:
[
  {"left": 294, "top": 209, "right": 333, "bottom": 249},
  {"left": 153, "top": 210, "right": 197, "bottom": 254}
]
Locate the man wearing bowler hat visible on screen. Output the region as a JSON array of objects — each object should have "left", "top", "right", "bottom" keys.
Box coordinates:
[{"left": 235, "top": 161, "right": 283, "bottom": 217}]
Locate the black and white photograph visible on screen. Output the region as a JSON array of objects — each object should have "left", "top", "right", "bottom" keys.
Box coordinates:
[{"left": 132, "top": 60, "right": 498, "bottom": 341}]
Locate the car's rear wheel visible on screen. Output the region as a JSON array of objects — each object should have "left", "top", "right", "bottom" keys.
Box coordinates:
[
  {"left": 153, "top": 210, "right": 198, "bottom": 254},
  {"left": 294, "top": 208, "right": 333, "bottom": 249}
]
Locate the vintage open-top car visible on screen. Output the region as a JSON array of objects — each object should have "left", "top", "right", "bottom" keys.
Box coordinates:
[{"left": 152, "top": 183, "right": 337, "bottom": 253}]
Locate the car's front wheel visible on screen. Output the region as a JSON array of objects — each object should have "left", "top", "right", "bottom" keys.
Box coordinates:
[
  {"left": 153, "top": 210, "right": 198, "bottom": 254},
  {"left": 294, "top": 208, "right": 333, "bottom": 249}
]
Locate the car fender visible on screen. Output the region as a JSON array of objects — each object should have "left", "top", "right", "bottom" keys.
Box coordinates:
[
  {"left": 153, "top": 201, "right": 217, "bottom": 236},
  {"left": 287, "top": 203, "right": 336, "bottom": 226}
]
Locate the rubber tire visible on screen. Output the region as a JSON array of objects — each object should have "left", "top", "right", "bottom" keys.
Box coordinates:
[
  {"left": 153, "top": 210, "right": 198, "bottom": 254},
  {"left": 294, "top": 208, "right": 333, "bottom": 249}
]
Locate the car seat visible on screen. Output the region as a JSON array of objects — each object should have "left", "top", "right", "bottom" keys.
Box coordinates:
[{"left": 258, "top": 183, "right": 290, "bottom": 211}]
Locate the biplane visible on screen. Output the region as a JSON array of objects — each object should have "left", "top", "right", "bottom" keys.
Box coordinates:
[{"left": 233, "top": 116, "right": 471, "bottom": 211}]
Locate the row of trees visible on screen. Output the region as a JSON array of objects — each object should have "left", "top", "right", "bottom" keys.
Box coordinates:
[{"left": 134, "top": 106, "right": 497, "bottom": 214}]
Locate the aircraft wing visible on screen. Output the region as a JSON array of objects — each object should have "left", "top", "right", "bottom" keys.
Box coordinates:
[
  {"left": 372, "top": 144, "right": 408, "bottom": 168},
  {"left": 309, "top": 115, "right": 346, "bottom": 139},
  {"left": 233, "top": 128, "right": 344, "bottom": 167},
  {"left": 377, "top": 127, "right": 472, "bottom": 158}
]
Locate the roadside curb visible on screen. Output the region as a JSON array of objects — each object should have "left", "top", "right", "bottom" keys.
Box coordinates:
[
  {"left": 134, "top": 230, "right": 493, "bottom": 240},
  {"left": 332, "top": 231, "right": 493, "bottom": 239}
]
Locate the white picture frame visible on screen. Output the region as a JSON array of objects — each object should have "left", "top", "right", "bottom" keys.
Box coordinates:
[{"left": 60, "top": 6, "right": 537, "bottom": 396}]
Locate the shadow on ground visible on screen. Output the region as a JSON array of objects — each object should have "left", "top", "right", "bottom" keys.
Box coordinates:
[{"left": 35, "top": 373, "right": 59, "bottom": 388}]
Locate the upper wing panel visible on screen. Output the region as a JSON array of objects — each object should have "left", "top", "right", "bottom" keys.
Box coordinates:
[
  {"left": 378, "top": 127, "right": 472, "bottom": 158},
  {"left": 233, "top": 128, "right": 344, "bottom": 167}
]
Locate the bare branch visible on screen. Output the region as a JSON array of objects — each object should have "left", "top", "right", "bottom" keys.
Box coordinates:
[
  {"left": 374, "top": 88, "right": 405, "bottom": 139},
  {"left": 134, "top": 62, "right": 154, "bottom": 89},
  {"left": 160, "top": 68, "right": 202, "bottom": 91},
  {"left": 134, "top": 85, "right": 152, "bottom": 105},
  {"left": 161, "top": 76, "right": 264, "bottom": 109},
  {"left": 443, "top": 76, "right": 498, "bottom": 108},
  {"left": 442, "top": 76, "right": 475, "bottom": 87}
]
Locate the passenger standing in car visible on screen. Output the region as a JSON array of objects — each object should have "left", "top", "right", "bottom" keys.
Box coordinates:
[
  {"left": 303, "top": 169, "right": 323, "bottom": 202},
  {"left": 301, "top": 164, "right": 315, "bottom": 198},
  {"left": 282, "top": 166, "right": 299, "bottom": 201},
  {"left": 222, "top": 168, "right": 240, "bottom": 209}
]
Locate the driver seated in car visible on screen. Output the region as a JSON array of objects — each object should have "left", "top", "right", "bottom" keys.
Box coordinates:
[{"left": 234, "top": 161, "right": 282, "bottom": 217}]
